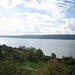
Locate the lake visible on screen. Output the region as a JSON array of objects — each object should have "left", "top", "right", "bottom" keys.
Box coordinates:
[{"left": 0, "top": 37, "right": 75, "bottom": 58}]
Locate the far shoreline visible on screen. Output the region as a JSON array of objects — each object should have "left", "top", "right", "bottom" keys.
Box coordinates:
[{"left": 0, "top": 34, "right": 75, "bottom": 40}]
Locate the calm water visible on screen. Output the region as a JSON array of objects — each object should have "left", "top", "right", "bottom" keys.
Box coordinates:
[{"left": 0, "top": 37, "right": 75, "bottom": 58}]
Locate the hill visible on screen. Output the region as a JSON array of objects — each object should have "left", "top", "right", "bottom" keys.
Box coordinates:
[{"left": 0, "top": 34, "right": 75, "bottom": 39}]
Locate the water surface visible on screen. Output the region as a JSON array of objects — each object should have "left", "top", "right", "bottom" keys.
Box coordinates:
[{"left": 0, "top": 37, "right": 75, "bottom": 58}]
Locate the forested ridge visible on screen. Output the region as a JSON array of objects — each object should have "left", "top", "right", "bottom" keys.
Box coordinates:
[
  {"left": 0, "top": 34, "right": 75, "bottom": 39},
  {"left": 0, "top": 44, "right": 75, "bottom": 75}
]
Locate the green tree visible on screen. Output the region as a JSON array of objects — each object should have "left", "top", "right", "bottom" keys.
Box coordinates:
[
  {"left": 35, "top": 59, "right": 68, "bottom": 75},
  {"left": 51, "top": 53, "right": 56, "bottom": 59},
  {"left": 34, "top": 49, "right": 44, "bottom": 57},
  {"left": 41, "top": 56, "right": 50, "bottom": 62}
]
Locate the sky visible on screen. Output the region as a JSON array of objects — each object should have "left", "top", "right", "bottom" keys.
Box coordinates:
[{"left": 0, "top": 0, "right": 75, "bottom": 35}]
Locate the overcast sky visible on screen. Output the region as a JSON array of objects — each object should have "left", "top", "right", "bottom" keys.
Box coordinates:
[{"left": 0, "top": 0, "right": 75, "bottom": 35}]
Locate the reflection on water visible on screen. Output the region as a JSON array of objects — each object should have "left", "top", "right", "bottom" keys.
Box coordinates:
[{"left": 0, "top": 37, "right": 75, "bottom": 58}]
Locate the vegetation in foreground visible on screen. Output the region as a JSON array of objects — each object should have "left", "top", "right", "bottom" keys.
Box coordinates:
[{"left": 0, "top": 44, "right": 75, "bottom": 75}]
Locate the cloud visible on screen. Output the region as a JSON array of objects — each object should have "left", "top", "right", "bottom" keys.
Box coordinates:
[
  {"left": 0, "top": 14, "right": 25, "bottom": 35},
  {"left": 0, "top": 13, "right": 41, "bottom": 35},
  {"left": 59, "top": 18, "right": 75, "bottom": 34},
  {"left": 40, "top": 18, "right": 75, "bottom": 34},
  {"left": 0, "top": 12, "right": 75, "bottom": 35},
  {"left": 67, "top": 0, "right": 75, "bottom": 2},
  {"left": 11, "top": 0, "right": 23, "bottom": 7},
  {"left": 0, "top": 11, "right": 53, "bottom": 35},
  {"left": 24, "top": 12, "right": 54, "bottom": 26},
  {"left": 0, "top": 0, "right": 74, "bottom": 21},
  {"left": 0, "top": 0, "right": 10, "bottom": 8},
  {"left": 0, "top": 0, "right": 75, "bottom": 35},
  {"left": 23, "top": 0, "right": 73, "bottom": 20},
  {"left": 0, "top": 0, "right": 24, "bottom": 8}
]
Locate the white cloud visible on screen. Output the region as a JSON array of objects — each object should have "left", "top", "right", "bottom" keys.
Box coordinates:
[
  {"left": 0, "top": 0, "right": 75, "bottom": 35},
  {"left": 0, "top": 0, "right": 24, "bottom": 8},
  {"left": 41, "top": 27, "right": 54, "bottom": 34},
  {"left": 0, "top": 14, "right": 25, "bottom": 35},
  {"left": 67, "top": 0, "right": 75, "bottom": 2},
  {"left": 60, "top": 18, "right": 75, "bottom": 34},
  {"left": 0, "top": 13, "right": 41, "bottom": 35},
  {"left": 12, "top": 11, "right": 21, "bottom": 16},
  {"left": 11, "top": 0, "right": 23, "bottom": 7},
  {"left": 40, "top": 18, "right": 75, "bottom": 34},
  {"left": 0, "top": 0, "right": 10, "bottom": 8},
  {"left": 0, "top": 13, "right": 75, "bottom": 35},
  {"left": 0, "top": 0, "right": 74, "bottom": 21},
  {"left": 24, "top": 12, "right": 54, "bottom": 26},
  {"left": 23, "top": 0, "right": 73, "bottom": 20}
]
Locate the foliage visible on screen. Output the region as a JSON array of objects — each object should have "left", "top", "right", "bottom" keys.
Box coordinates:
[
  {"left": 35, "top": 59, "right": 68, "bottom": 75},
  {"left": 0, "top": 44, "right": 75, "bottom": 75},
  {"left": 24, "top": 61, "right": 44, "bottom": 69},
  {"left": 62, "top": 56, "right": 75, "bottom": 75},
  {"left": 0, "top": 44, "right": 48, "bottom": 75},
  {"left": 51, "top": 53, "right": 56, "bottom": 59},
  {"left": 0, "top": 59, "right": 34, "bottom": 75}
]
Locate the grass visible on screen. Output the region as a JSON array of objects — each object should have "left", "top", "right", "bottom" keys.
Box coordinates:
[
  {"left": 1, "top": 51, "right": 6, "bottom": 54},
  {"left": 24, "top": 61, "right": 45, "bottom": 69}
]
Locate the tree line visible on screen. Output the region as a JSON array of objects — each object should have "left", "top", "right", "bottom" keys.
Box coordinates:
[{"left": 0, "top": 44, "right": 75, "bottom": 75}]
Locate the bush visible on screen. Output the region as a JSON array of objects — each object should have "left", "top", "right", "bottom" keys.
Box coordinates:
[{"left": 35, "top": 59, "right": 68, "bottom": 75}]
